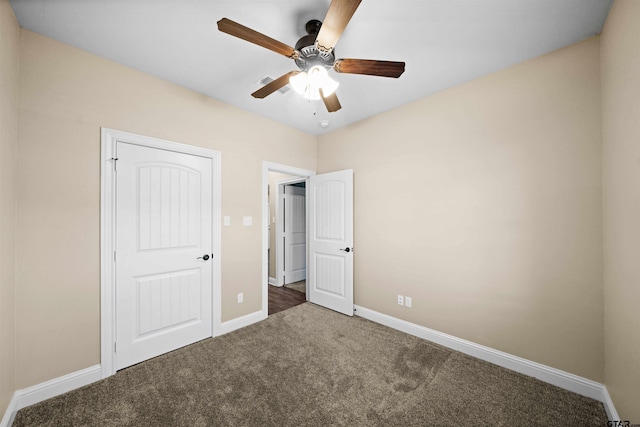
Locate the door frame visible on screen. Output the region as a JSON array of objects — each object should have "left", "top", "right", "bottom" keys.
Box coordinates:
[
  {"left": 275, "top": 177, "right": 307, "bottom": 287},
  {"left": 262, "top": 162, "right": 314, "bottom": 317},
  {"left": 100, "top": 128, "right": 221, "bottom": 379}
]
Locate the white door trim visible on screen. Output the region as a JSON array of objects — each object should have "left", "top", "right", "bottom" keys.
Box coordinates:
[
  {"left": 275, "top": 178, "right": 306, "bottom": 287},
  {"left": 262, "top": 162, "right": 314, "bottom": 317},
  {"left": 100, "top": 128, "right": 221, "bottom": 378}
]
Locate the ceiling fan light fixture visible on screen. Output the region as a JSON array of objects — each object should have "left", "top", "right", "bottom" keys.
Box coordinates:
[
  {"left": 289, "top": 65, "right": 339, "bottom": 101},
  {"left": 289, "top": 72, "right": 309, "bottom": 96}
]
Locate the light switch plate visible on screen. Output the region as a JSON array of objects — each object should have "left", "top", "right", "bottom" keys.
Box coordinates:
[
  {"left": 243, "top": 216, "right": 252, "bottom": 226},
  {"left": 223, "top": 216, "right": 230, "bottom": 226}
]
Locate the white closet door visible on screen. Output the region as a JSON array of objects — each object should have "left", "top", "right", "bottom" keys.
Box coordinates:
[{"left": 115, "top": 141, "right": 213, "bottom": 370}]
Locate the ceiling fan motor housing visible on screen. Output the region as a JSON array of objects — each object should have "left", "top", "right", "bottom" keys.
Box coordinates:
[{"left": 294, "top": 20, "right": 335, "bottom": 71}]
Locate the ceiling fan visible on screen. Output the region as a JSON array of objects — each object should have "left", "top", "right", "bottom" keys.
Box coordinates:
[{"left": 217, "top": 0, "right": 405, "bottom": 113}]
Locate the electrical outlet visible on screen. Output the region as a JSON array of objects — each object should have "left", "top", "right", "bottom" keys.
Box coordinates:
[
  {"left": 405, "top": 296, "right": 412, "bottom": 308},
  {"left": 397, "top": 295, "right": 404, "bottom": 305},
  {"left": 237, "top": 293, "right": 243, "bottom": 304}
]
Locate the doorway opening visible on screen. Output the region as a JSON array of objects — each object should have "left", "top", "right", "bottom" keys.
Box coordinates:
[
  {"left": 262, "top": 163, "right": 354, "bottom": 318},
  {"left": 275, "top": 178, "right": 306, "bottom": 288},
  {"left": 262, "top": 162, "right": 314, "bottom": 317}
]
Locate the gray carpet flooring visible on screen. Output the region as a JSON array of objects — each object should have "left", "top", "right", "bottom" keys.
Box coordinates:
[{"left": 14, "top": 303, "right": 607, "bottom": 426}]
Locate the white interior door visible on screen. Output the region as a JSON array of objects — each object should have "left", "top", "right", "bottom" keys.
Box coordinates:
[
  {"left": 308, "top": 169, "right": 354, "bottom": 316},
  {"left": 115, "top": 141, "right": 213, "bottom": 370},
  {"left": 283, "top": 184, "right": 306, "bottom": 284}
]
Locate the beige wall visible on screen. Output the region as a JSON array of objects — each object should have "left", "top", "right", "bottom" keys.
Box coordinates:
[
  {"left": 601, "top": 0, "right": 640, "bottom": 422},
  {"left": 15, "top": 29, "right": 315, "bottom": 389},
  {"left": 318, "top": 38, "right": 604, "bottom": 381},
  {"left": 0, "top": 0, "right": 18, "bottom": 416}
]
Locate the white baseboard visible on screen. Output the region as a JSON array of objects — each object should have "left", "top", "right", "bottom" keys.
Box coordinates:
[
  {"left": 14, "top": 364, "right": 102, "bottom": 411},
  {"left": 1, "top": 364, "right": 102, "bottom": 427},
  {"left": 354, "top": 305, "right": 619, "bottom": 420},
  {"left": 0, "top": 394, "right": 17, "bottom": 427},
  {"left": 217, "top": 310, "right": 265, "bottom": 336},
  {"left": 601, "top": 386, "right": 620, "bottom": 421},
  {"left": 268, "top": 277, "right": 277, "bottom": 286}
]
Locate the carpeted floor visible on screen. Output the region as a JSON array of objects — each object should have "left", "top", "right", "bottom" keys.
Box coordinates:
[{"left": 13, "top": 303, "right": 607, "bottom": 426}]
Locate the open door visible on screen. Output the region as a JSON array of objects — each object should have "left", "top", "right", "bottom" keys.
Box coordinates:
[{"left": 307, "top": 169, "right": 354, "bottom": 316}]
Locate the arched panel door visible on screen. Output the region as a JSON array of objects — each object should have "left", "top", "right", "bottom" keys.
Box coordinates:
[
  {"left": 307, "top": 169, "right": 354, "bottom": 316},
  {"left": 115, "top": 141, "right": 213, "bottom": 369}
]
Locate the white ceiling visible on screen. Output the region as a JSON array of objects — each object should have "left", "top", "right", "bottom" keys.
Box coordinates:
[{"left": 10, "top": 0, "right": 613, "bottom": 136}]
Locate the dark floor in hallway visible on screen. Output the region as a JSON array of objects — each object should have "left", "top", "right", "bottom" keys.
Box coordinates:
[{"left": 268, "top": 284, "right": 306, "bottom": 315}]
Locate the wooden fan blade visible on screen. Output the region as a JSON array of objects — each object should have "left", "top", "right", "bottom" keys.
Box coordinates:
[
  {"left": 334, "top": 59, "right": 405, "bottom": 78},
  {"left": 251, "top": 71, "right": 300, "bottom": 99},
  {"left": 217, "top": 18, "right": 298, "bottom": 59},
  {"left": 320, "top": 89, "right": 342, "bottom": 112},
  {"left": 315, "top": 0, "right": 362, "bottom": 52}
]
